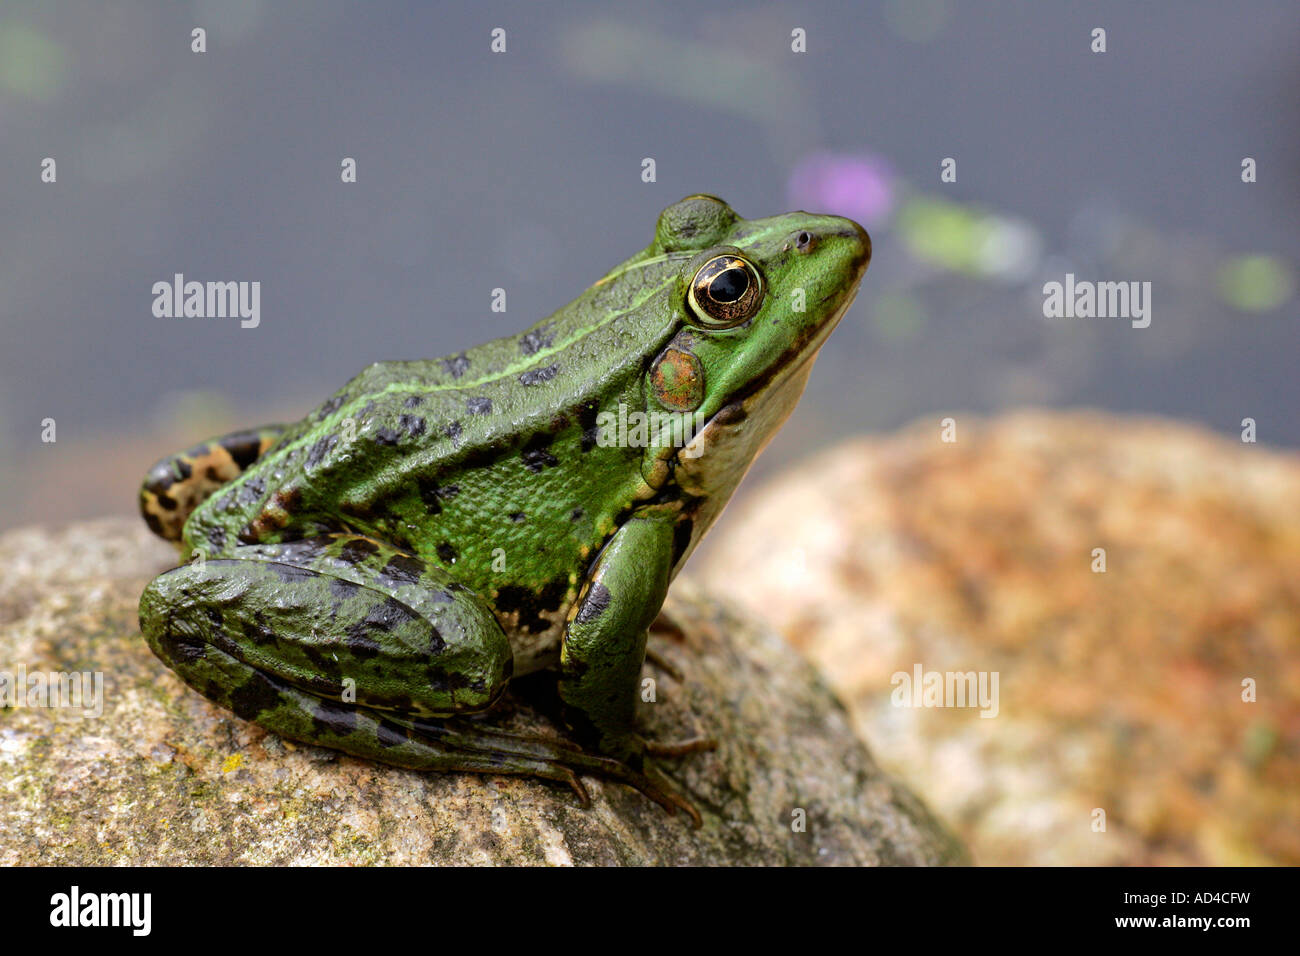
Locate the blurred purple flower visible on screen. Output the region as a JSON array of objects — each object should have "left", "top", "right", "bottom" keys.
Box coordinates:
[{"left": 786, "top": 152, "right": 897, "bottom": 227}]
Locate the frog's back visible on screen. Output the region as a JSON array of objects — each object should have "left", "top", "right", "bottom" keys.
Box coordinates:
[{"left": 183, "top": 251, "right": 689, "bottom": 571}]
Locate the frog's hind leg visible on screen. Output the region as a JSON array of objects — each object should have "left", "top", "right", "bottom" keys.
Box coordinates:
[
  {"left": 139, "top": 424, "right": 285, "bottom": 542},
  {"left": 138, "top": 534, "right": 697, "bottom": 820}
]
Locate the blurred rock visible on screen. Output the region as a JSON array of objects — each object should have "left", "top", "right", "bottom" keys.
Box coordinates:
[
  {"left": 700, "top": 411, "right": 1300, "bottom": 865},
  {"left": 0, "top": 518, "right": 963, "bottom": 866}
]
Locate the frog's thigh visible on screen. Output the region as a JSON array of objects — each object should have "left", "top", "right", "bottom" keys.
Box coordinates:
[
  {"left": 559, "top": 508, "right": 678, "bottom": 758},
  {"left": 139, "top": 535, "right": 513, "bottom": 721}
]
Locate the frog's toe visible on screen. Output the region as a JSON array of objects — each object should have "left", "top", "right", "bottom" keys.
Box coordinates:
[
  {"left": 428, "top": 720, "right": 703, "bottom": 824},
  {"left": 642, "top": 735, "right": 718, "bottom": 758},
  {"left": 636, "top": 761, "right": 703, "bottom": 828}
]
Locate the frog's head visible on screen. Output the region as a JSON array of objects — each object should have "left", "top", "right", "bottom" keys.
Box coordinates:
[{"left": 638, "top": 195, "right": 870, "bottom": 501}]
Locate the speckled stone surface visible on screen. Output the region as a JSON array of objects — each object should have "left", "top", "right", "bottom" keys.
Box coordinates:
[
  {"left": 700, "top": 411, "right": 1300, "bottom": 865},
  {"left": 0, "top": 518, "right": 964, "bottom": 866}
]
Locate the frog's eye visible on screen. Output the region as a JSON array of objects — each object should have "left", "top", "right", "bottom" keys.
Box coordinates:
[{"left": 686, "top": 254, "right": 764, "bottom": 329}]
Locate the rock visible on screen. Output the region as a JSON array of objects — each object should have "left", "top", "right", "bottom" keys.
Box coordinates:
[
  {"left": 0, "top": 517, "right": 964, "bottom": 866},
  {"left": 699, "top": 411, "right": 1300, "bottom": 865}
]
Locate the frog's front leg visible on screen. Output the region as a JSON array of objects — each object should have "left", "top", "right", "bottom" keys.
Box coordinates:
[
  {"left": 559, "top": 507, "right": 713, "bottom": 824},
  {"left": 138, "top": 534, "right": 690, "bottom": 811}
]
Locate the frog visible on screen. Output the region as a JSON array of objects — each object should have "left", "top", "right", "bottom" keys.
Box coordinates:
[{"left": 137, "top": 194, "right": 870, "bottom": 825}]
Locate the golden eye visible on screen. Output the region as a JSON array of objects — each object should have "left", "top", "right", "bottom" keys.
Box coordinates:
[{"left": 687, "top": 254, "right": 764, "bottom": 328}]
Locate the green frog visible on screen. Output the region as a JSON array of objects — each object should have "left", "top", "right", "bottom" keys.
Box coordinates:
[{"left": 138, "top": 195, "right": 870, "bottom": 824}]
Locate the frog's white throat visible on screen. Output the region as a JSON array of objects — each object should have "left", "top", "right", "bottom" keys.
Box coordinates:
[{"left": 667, "top": 288, "right": 856, "bottom": 572}]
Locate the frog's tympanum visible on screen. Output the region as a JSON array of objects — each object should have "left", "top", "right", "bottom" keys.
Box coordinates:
[{"left": 138, "top": 196, "right": 870, "bottom": 824}]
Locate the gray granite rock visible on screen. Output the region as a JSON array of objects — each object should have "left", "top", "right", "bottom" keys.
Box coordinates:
[{"left": 0, "top": 517, "right": 965, "bottom": 865}]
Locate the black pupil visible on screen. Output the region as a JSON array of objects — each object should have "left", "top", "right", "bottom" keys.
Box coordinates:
[{"left": 709, "top": 267, "right": 748, "bottom": 303}]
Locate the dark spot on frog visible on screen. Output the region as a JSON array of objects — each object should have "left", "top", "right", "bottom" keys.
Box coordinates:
[
  {"left": 570, "top": 508, "right": 584, "bottom": 522},
  {"left": 442, "top": 354, "right": 471, "bottom": 379},
  {"left": 373, "top": 426, "right": 402, "bottom": 446},
  {"left": 509, "top": 511, "right": 526, "bottom": 523},
  {"left": 574, "top": 582, "right": 611, "bottom": 625},
  {"left": 206, "top": 525, "right": 227, "bottom": 550},
  {"left": 578, "top": 401, "right": 600, "bottom": 452},
  {"left": 398, "top": 414, "right": 426, "bottom": 438},
  {"left": 417, "top": 480, "right": 442, "bottom": 515},
  {"left": 375, "top": 719, "right": 410, "bottom": 749},
  {"left": 317, "top": 395, "right": 346, "bottom": 421},
  {"left": 378, "top": 553, "right": 424, "bottom": 588},
  {"left": 403, "top": 394, "right": 424, "bottom": 408},
  {"left": 221, "top": 432, "right": 264, "bottom": 471},
  {"left": 145, "top": 463, "right": 176, "bottom": 493},
  {"left": 294, "top": 637, "right": 338, "bottom": 675},
  {"left": 246, "top": 618, "right": 276, "bottom": 647},
  {"left": 343, "top": 624, "right": 382, "bottom": 660},
  {"left": 159, "top": 621, "right": 206, "bottom": 665},
  {"left": 519, "top": 323, "right": 554, "bottom": 356},
  {"left": 494, "top": 574, "right": 568, "bottom": 633},
  {"left": 236, "top": 475, "right": 267, "bottom": 505},
  {"left": 418, "top": 477, "right": 459, "bottom": 514},
  {"left": 172, "top": 457, "right": 194, "bottom": 481},
  {"left": 467, "top": 397, "right": 492, "bottom": 415},
  {"left": 310, "top": 700, "right": 357, "bottom": 737},
  {"left": 340, "top": 537, "right": 380, "bottom": 565},
  {"left": 142, "top": 511, "right": 165, "bottom": 537},
  {"left": 519, "top": 364, "right": 559, "bottom": 386},
  {"left": 328, "top": 575, "right": 360, "bottom": 602},
  {"left": 436, "top": 542, "right": 458, "bottom": 564},
  {"left": 521, "top": 433, "right": 559, "bottom": 473},
  {"left": 228, "top": 671, "right": 284, "bottom": 722},
  {"left": 305, "top": 434, "right": 338, "bottom": 469}
]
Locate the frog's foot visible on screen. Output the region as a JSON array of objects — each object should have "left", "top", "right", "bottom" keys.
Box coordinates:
[
  {"left": 643, "top": 646, "right": 685, "bottom": 682},
  {"left": 406, "top": 719, "right": 704, "bottom": 826},
  {"left": 139, "top": 424, "right": 285, "bottom": 542},
  {"left": 649, "top": 608, "right": 689, "bottom": 643}
]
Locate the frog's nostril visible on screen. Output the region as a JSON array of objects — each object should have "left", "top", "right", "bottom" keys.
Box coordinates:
[{"left": 796, "top": 230, "right": 813, "bottom": 249}]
